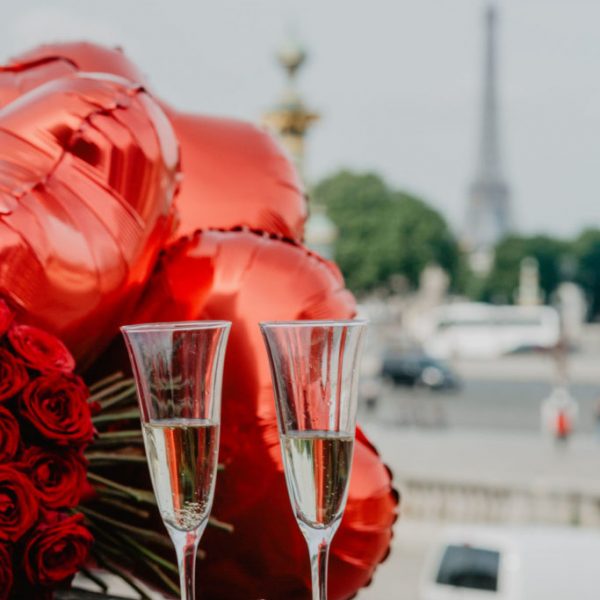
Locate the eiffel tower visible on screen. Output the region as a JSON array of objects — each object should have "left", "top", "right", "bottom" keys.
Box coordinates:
[{"left": 464, "top": 1, "right": 512, "bottom": 273}]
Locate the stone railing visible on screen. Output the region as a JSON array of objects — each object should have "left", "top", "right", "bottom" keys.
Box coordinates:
[{"left": 400, "top": 477, "right": 600, "bottom": 527}]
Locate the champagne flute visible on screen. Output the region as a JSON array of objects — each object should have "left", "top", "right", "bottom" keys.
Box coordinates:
[
  {"left": 121, "top": 321, "right": 230, "bottom": 600},
  {"left": 260, "top": 319, "right": 367, "bottom": 600}
]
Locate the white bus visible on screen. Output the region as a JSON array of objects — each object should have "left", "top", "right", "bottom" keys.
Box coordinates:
[{"left": 425, "top": 303, "right": 560, "bottom": 360}]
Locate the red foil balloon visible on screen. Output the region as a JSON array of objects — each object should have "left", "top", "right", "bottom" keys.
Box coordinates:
[
  {"left": 0, "top": 74, "right": 179, "bottom": 365},
  {"left": 0, "top": 57, "right": 76, "bottom": 107},
  {"left": 165, "top": 111, "right": 306, "bottom": 241},
  {"left": 7, "top": 42, "right": 308, "bottom": 241},
  {"left": 9, "top": 42, "right": 146, "bottom": 87},
  {"left": 137, "top": 229, "right": 398, "bottom": 600}
]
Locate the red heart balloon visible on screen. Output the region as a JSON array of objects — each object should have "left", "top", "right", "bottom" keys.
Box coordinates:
[
  {"left": 164, "top": 111, "right": 306, "bottom": 241},
  {"left": 6, "top": 42, "right": 308, "bottom": 241},
  {"left": 0, "top": 57, "right": 76, "bottom": 107},
  {"left": 136, "top": 229, "right": 398, "bottom": 600},
  {"left": 0, "top": 74, "right": 179, "bottom": 365},
  {"left": 9, "top": 42, "right": 146, "bottom": 87}
]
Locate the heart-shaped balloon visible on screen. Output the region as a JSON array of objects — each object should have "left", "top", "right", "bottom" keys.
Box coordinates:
[
  {"left": 0, "top": 73, "right": 179, "bottom": 365},
  {"left": 0, "top": 57, "right": 76, "bottom": 107},
  {"left": 134, "top": 229, "right": 398, "bottom": 600},
  {"left": 164, "top": 111, "right": 307, "bottom": 241},
  {"left": 6, "top": 42, "right": 308, "bottom": 241},
  {"left": 9, "top": 41, "right": 146, "bottom": 87}
]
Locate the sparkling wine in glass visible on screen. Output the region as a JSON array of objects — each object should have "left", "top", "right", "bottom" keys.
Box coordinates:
[
  {"left": 260, "top": 319, "right": 367, "bottom": 600},
  {"left": 121, "top": 321, "right": 230, "bottom": 600}
]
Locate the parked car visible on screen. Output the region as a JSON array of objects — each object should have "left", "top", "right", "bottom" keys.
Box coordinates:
[
  {"left": 381, "top": 352, "right": 460, "bottom": 391},
  {"left": 420, "top": 525, "right": 600, "bottom": 600}
]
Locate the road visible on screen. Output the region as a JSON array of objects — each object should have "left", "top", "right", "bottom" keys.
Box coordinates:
[{"left": 366, "top": 356, "right": 600, "bottom": 434}]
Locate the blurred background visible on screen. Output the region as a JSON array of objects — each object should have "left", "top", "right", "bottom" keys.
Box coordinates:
[{"left": 4, "top": 0, "right": 600, "bottom": 597}]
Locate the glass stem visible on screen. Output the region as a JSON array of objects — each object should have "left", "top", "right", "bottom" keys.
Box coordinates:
[
  {"left": 306, "top": 530, "right": 334, "bottom": 600},
  {"left": 169, "top": 527, "right": 202, "bottom": 600}
]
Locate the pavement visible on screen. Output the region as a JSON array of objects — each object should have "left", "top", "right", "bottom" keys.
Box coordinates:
[
  {"left": 357, "top": 520, "right": 438, "bottom": 600},
  {"left": 361, "top": 425, "right": 600, "bottom": 493}
]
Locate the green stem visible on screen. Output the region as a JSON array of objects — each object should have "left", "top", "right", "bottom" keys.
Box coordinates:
[
  {"left": 92, "top": 547, "right": 152, "bottom": 600},
  {"left": 82, "top": 506, "right": 171, "bottom": 548},
  {"left": 92, "top": 409, "right": 140, "bottom": 425},
  {"left": 86, "top": 452, "right": 146, "bottom": 463},
  {"left": 208, "top": 516, "right": 234, "bottom": 533},
  {"left": 143, "top": 556, "right": 181, "bottom": 596},
  {"left": 106, "top": 528, "right": 180, "bottom": 575},
  {"left": 92, "top": 485, "right": 133, "bottom": 502},
  {"left": 90, "top": 378, "right": 135, "bottom": 401},
  {"left": 127, "top": 539, "right": 180, "bottom": 575},
  {"left": 78, "top": 566, "right": 108, "bottom": 593},
  {"left": 88, "top": 371, "right": 124, "bottom": 393},
  {"left": 98, "top": 386, "right": 137, "bottom": 411},
  {"left": 90, "top": 438, "right": 144, "bottom": 449},
  {"left": 96, "top": 430, "right": 143, "bottom": 441},
  {"left": 93, "top": 527, "right": 181, "bottom": 593},
  {"left": 92, "top": 495, "right": 151, "bottom": 519},
  {"left": 87, "top": 472, "right": 156, "bottom": 505}
]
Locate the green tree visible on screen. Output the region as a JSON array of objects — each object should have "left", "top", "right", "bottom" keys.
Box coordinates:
[
  {"left": 573, "top": 228, "right": 600, "bottom": 318},
  {"left": 312, "top": 171, "right": 392, "bottom": 291},
  {"left": 481, "top": 234, "right": 568, "bottom": 303},
  {"left": 387, "top": 191, "right": 460, "bottom": 288},
  {"left": 312, "top": 170, "right": 460, "bottom": 294}
]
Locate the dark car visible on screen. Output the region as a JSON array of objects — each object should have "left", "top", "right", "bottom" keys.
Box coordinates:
[{"left": 381, "top": 352, "right": 460, "bottom": 391}]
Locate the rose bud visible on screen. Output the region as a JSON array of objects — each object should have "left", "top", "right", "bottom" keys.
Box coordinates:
[
  {"left": 0, "top": 349, "right": 29, "bottom": 403},
  {"left": 20, "top": 375, "right": 94, "bottom": 446},
  {"left": 0, "top": 465, "right": 39, "bottom": 542},
  {"left": 23, "top": 512, "right": 93, "bottom": 588},
  {"left": 0, "top": 406, "right": 20, "bottom": 462},
  {"left": 8, "top": 325, "right": 75, "bottom": 374},
  {"left": 20, "top": 447, "right": 87, "bottom": 509}
]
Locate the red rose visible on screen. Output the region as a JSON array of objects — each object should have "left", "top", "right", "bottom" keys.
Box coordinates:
[
  {"left": 0, "top": 348, "right": 29, "bottom": 403},
  {"left": 20, "top": 375, "right": 94, "bottom": 446},
  {"left": 8, "top": 325, "right": 75, "bottom": 374},
  {"left": 0, "top": 465, "right": 39, "bottom": 542},
  {"left": 23, "top": 512, "right": 93, "bottom": 588},
  {"left": 20, "top": 447, "right": 87, "bottom": 509},
  {"left": 0, "top": 300, "right": 13, "bottom": 338},
  {"left": 0, "top": 407, "right": 19, "bottom": 462},
  {"left": 0, "top": 543, "right": 12, "bottom": 600}
]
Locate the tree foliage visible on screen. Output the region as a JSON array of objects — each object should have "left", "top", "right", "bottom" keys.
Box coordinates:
[
  {"left": 470, "top": 229, "right": 600, "bottom": 320},
  {"left": 312, "top": 170, "right": 460, "bottom": 294},
  {"left": 573, "top": 228, "right": 600, "bottom": 318},
  {"left": 312, "top": 171, "right": 600, "bottom": 319},
  {"left": 480, "top": 234, "right": 569, "bottom": 304}
]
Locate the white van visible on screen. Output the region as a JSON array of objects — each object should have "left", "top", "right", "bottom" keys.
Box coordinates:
[{"left": 420, "top": 525, "right": 600, "bottom": 600}]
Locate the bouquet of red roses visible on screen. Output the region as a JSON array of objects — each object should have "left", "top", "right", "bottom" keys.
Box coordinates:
[
  {"left": 0, "top": 300, "right": 94, "bottom": 599},
  {"left": 0, "top": 293, "right": 225, "bottom": 599}
]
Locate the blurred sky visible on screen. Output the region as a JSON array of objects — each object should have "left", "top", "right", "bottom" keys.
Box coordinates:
[{"left": 1, "top": 0, "right": 599, "bottom": 237}]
